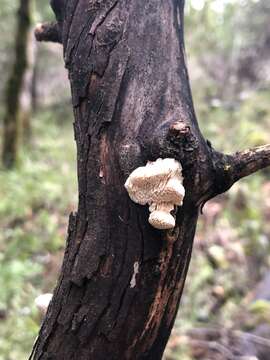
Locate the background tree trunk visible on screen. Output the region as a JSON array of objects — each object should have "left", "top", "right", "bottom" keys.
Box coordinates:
[
  {"left": 20, "top": 27, "right": 37, "bottom": 143},
  {"left": 2, "top": 0, "right": 32, "bottom": 168},
  {"left": 31, "top": 1, "right": 270, "bottom": 359}
]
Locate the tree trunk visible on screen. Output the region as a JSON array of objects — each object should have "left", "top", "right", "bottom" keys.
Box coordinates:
[
  {"left": 2, "top": 0, "right": 32, "bottom": 168},
  {"left": 31, "top": 1, "right": 270, "bottom": 359},
  {"left": 20, "top": 27, "right": 37, "bottom": 143}
]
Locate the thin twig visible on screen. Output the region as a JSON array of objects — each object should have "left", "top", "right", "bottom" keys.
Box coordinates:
[
  {"left": 188, "top": 339, "right": 235, "bottom": 359},
  {"left": 229, "top": 144, "right": 270, "bottom": 184},
  {"left": 234, "top": 330, "right": 270, "bottom": 348}
]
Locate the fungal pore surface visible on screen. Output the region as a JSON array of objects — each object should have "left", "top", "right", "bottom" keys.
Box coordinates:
[{"left": 124, "top": 158, "right": 185, "bottom": 230}]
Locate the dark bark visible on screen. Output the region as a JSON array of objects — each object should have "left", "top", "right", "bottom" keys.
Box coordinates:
[
  {"left": 31, "top": 1, "right": 270, "bottom": 359},
  {"left": 35, "top": 22, "right": 62, "bottom": 44},
  {"left": 2, "top": 0, "right": 32, "bottom": 168}
]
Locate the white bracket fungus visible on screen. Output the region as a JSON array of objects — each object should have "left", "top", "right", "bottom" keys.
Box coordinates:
[{"left": 124, "top": 158, "right": 185, "bottom": 230}]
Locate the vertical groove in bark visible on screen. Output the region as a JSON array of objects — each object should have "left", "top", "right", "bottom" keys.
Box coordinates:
[{"left": 2, "top": 0, "right": 32, "bottom": 168}]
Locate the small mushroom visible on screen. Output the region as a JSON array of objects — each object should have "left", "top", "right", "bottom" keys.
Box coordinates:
[
  {"left": 125, "top": 158, "right": 185, "bottom": 230},
  {"left": 149, "top": 202, "right": 175, "bottom": 229},
  {"left": 35, "top": 293, "right": 53, "bottom": 315}
]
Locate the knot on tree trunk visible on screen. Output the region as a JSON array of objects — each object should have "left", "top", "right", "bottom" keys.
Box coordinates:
[
  {"left": 143, "top": 120, "right": 200, "bottom": 169},
  {"left": 35, "top": 22, "right": 62, "bottom": 43}
]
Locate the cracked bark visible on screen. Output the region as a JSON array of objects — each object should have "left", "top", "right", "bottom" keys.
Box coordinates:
[{"left": 30, "top": 1, "right": 270, "bottom": 359}]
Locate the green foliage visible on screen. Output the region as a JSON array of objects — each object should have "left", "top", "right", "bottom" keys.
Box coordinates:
[
  {"left": 248, "top": 300, "right": 270, "bottom": 330},
  {"left": 35, "top": 0, "right": 55, "bottom": 22},
  {"left": 198, "top": 90, "right": 270, "bottom": 153},
  {"left": 0, "top": 108, "right": 76, "bottom": 359}
]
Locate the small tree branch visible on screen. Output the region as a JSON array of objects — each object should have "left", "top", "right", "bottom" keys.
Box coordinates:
[
  {"left": 34, "top": 22, "right": 62, "bottom": 44},
  {"left": 188, "top": 339, "right": 235, "bottom": 359},
  {"left": 199, "top": 144, "right": 270, "bottom": 206},
  {"left": 230, "top": 144, "right": 270, "bottom": 183}
]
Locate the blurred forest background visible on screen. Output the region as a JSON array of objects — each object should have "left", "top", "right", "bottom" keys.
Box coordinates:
[{"left": 0, "top": 0, "right": 269, "bottom": 359}]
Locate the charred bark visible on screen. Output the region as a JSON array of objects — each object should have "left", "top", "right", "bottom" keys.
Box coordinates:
[
  {"left": 2, "top": 0, "right": 33, "bottom": 168},
  {"left": 31, "top": 1, "right": 270, "bottom": 359}
]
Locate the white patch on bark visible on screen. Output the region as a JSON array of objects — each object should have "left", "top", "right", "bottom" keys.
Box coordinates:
[{"left": 130, "top": 262, "right": 139, "bottom": 288}]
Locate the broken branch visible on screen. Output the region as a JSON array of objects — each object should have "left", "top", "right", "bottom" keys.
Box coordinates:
[
  {"left": 34, "top": 22, "right": 62, "bottom": 44},
  {"left": 229, "top": 143, "right": 270, "bottom": 183}
]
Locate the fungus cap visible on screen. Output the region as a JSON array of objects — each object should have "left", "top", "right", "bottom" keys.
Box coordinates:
[
  {"left": 124, "top": 158, "right": 184, "bottom": 205},
  {"left": 149, "top": 210, "right": 176, "bottom": 229}
]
